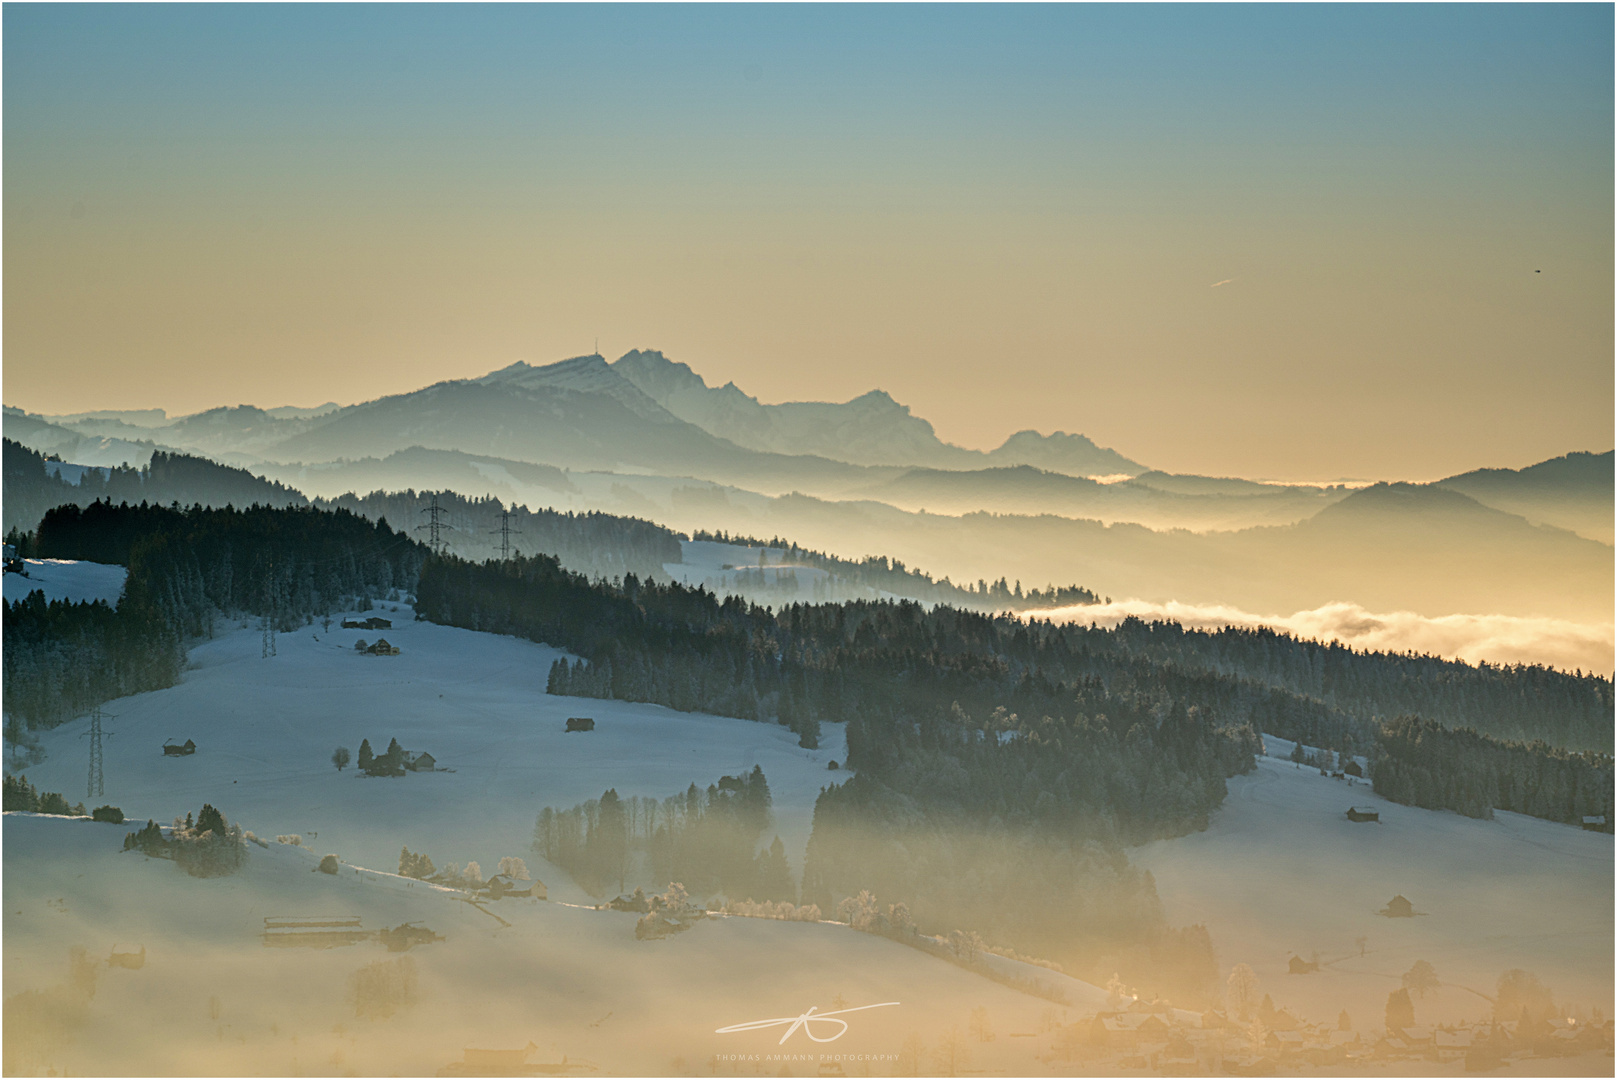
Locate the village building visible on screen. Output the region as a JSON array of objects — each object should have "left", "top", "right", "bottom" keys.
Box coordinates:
[
  {"left": 1581, "top": 815, "right": 1607, "bottom": 831},
  {"left": 1287, "top": 954, "right": 1319, "bottom": 975},
  {"left": 406, "top": 752, "right": 436, "bottom": 772},
  {"left": 1087, "top": 1012, "right": 1172, "bottom": 1050},
  {"left": 1381, "top": 894, "right": 1414, "bottom": 917},
  {"left": 484, "top": 874, "right": 545, "bottom": 900},
  {"left": 1434, "top": 1028, "right": 1475, "bottom": 1060},
  {"left": 1345, "top": 806, "right": 1379, "bottom": 822},
  {"left": 1265, "top": 1029, "right": 1305, "bottom": 1055},
  {"left": 162, "top": 739, "right": 197, "bottom": 756}
]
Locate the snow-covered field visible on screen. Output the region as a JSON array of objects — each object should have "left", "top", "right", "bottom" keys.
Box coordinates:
[
  {"left": 6, "top": 609, "right": 1613, "bottom": 1075},
  {"left": 664, "top": 539, "right": 833, "bottom": 601},
  {"left": 2, "top": 559, "right": 127, "bottom": 607},
  {"left": 9, "top": 611, "right": 844, "bottom": 904},
  {"left": 2, "top": 812, "right": 1077, "bottom": 1077},
  {"left": 1135, "top": 736, "right": 1614, "bottom": 1029}
]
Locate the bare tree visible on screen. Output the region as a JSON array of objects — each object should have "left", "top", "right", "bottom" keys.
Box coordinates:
[
  {"left": 332, "top": 747, "right": 351, "bottom": 772},
  {"left": 930, "top": 1027, "right": 970, "bottom": 1078}
]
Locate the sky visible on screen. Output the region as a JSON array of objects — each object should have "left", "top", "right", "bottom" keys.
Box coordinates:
[{"left": 4, "top": 4, "right": 1612, "bottom": 480}]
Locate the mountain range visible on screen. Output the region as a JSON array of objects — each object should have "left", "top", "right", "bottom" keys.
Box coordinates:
[{"left": 4, "top": 350, "right": 1611, "bottom": 633}]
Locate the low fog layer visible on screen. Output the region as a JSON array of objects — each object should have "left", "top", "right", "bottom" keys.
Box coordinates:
[{"left": 1036, "top": 599, "right": 1615, "bottom": 676}]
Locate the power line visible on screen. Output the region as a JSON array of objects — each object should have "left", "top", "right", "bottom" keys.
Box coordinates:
[
  {"left": 262, "top": 555, "right": 279, "bottom": 658},
  {"left": 490, "top": 509, "right": 522, "bottom": 562},
  {"left": 417, "top": 494, "right": 453, "bottom": 556},
  {"left": 79, "top": 706, "right": 115, "bottom": 799}
]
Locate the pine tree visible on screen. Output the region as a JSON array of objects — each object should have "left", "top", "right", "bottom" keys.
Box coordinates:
[
  {"left": 358, "top": 739, "right": 374, "bottom": 771},
  {"left": 1385, "top": 988, "right": 1415, "bottom": 1033}
]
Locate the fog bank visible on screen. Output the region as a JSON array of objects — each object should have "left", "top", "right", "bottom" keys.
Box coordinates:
[{"left": 1033, "top": 599, "right": 1615, "bottom": 676}]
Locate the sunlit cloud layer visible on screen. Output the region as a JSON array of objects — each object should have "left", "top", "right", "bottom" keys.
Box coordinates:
[{"left": 1029, "top": 598, "right": 1615, "bottom": 676}]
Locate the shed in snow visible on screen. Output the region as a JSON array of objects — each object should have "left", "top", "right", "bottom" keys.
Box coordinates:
[
  {"left": 1381, "top": 895, "right": 1415, "bottom": 918},
  {"left": 1344, "top": 760, "right": 1363, "bottom": 777},
  {"left": 565, "top": 717, "right": 595, "bottom": 733},
  {"left": 1346, "top": 806, "right": 1378, "bottom": 823},
  {"left": 406, "top": 752, "right": 436, "bottom": 772},
  {"left": 1287, "top": 955, "right": 1319, "bottom": 975},
  {"left": 163, "top": 739, "right": 197, "bottom": 757},
  {"left": 1581, "top": 815, "right": 1607, "bottom": 831}
]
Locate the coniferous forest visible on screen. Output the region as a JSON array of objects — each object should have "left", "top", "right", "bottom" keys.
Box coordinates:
[
  {"left": 4, "top": 501, "right": 422, "bottom": 730},
  {"left": 1372, "top": 715, "right": 1613, "bottom": 826}
]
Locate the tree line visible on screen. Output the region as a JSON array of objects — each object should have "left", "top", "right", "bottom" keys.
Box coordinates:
[
  {"left": 532, "top": 767, "right": 787, "bottom": 900},
  {"left": 318, "top": 489, "right": 681, "bottom": 582},
  {"left": 2, "top": 437, "right": 304, "bottom": 536},
  {"left": 1372, "top": 715, "right": 1613, "bottom": 826},
  {"left": 688, "top": 528, "right": 1102, "bottom": 612}
]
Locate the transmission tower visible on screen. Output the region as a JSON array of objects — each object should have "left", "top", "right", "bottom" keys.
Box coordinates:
[
  {"left": 490, "top": 509, "right": 522, "bottom": 562},
  {"left": 418, "top": 494, "right": 452, "bottom": 555},
  {"left": 80, "top": 706, "right": 114, "bottom": 799}
]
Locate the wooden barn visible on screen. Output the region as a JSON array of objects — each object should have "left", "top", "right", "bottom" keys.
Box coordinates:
[
  {"left": 162, "top": 739, "right": 197, "bottom": 757},
  {"left": 1346, "top": 806, "right": 1379, "bottom": 823},
  {"left": 1381, "top": 894, "right": 1415, "bottom": 918}
]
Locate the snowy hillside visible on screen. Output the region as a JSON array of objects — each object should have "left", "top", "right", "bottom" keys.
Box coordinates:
[
  {"left": 1135, "top": 736, "right": 1614, "bottom": 1027},
  {"left": 2, "top": 559, "right": 127, "bottom": 607},
  {"left": 664, "top": 540, "right": 834, "bottom": 602},
  {"left": 10, "top": 611, "right": 844, "bottom": 903},
  {"left": 4, "top": 811, "right": 1088, "bottom": 1077}
]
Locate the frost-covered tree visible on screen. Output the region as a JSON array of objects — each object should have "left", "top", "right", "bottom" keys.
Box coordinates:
[
  {"left": 497, "top": 856, "right": 529, "bottom": 880},
  {"left": 1402, "top": 960, "right": 1439, "bottom": 998},
  {"left": 1385, "top": 988, "right": 1415, "bottom": 1033},
  {"left": 1227, "top": 964, "right": 1259, "bottom": 1020}
]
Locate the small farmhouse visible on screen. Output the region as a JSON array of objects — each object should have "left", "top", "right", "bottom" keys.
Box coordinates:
[
  {"left": 484, "top": 874, "right": 545, "bottom": 900},
  {"left": 565, "top": 717, "right": 595, "bottom": 733},
  {"left": 1346, "top": 806, "right": 1379, "bottom": 823},
  {"left": 1287, "top": 954, "right": 1320, "bottom": 975},
  {"left": 163, "top": 739, "right": 197, "bottom": 757},
  {"left": 1581, "top": 815, "right": 1608, "bottom": 832},
  {"left": 406, "top": 752, "right": 436, "bottom": 772},
  {"left": 342, "top": 617, "right": 392, "bottom": 630}
]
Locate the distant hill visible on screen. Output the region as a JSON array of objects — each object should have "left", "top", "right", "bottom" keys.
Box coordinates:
[
  {"left": 1435, "top": 450, "right": 1613, "bottom": 544},
  {"left": 849, "top": 464, "right": 1346, "bottom": 530},
  {"left": 1, "top": 438, "right": 305, "bottom": 536},
  {"left": 1, "top": 409, "right": 158, "bottom": 470}
]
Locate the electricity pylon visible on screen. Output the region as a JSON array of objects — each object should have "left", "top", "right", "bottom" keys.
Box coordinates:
[
  {"left": 418, "top": 494, "right": 452, "bottom": 555},
  {"left": 80, "top": 706, "right": 114, "bottom": 799},
  {"left": 490, "top": 509, "right": 522, "bottom": 562}
]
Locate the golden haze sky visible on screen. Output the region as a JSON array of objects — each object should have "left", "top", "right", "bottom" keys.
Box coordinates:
[{"left": 4, "top": 6, "right": 1612, "bottom": 480}]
